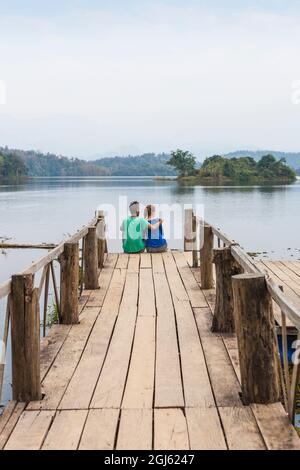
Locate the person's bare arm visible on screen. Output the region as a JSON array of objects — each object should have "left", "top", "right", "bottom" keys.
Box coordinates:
[{"left": 148, "top": 219, "right": 163, "bottom": 231}]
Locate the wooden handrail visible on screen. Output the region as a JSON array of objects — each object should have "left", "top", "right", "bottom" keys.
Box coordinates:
[{"left": 0, "top": 217, "right": 98, "bottom": 301}]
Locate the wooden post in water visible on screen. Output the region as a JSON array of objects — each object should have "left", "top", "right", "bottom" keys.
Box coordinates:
[
  {"left": 96, "top": 210, "right": 106, "bottom": 269},
  {"left": 11, "top": 274, "right": 41, "bottom": 402},
  {"left": 84, "top": 226, "right": 99, "bottom": 290},
  {"left": 59, "top": 242, "right": 79, "bottom": 324},
  {"left": 232, "top": 273, "right": 281, "bottom": 404},
  {"left": 212, "top": 247, "right": 242, "bottom": 333},
  {"left": 200, "top": 224, "right": 214, "bottom": 289}
]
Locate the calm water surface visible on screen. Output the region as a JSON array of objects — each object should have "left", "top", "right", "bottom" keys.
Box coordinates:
[{"left": 0, "top": 176, "right": 300, "bottom": 406}]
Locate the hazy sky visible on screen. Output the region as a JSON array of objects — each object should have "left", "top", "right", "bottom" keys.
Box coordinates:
[{"left": 1, "top": 0, "right": 300, "bottom": 159}]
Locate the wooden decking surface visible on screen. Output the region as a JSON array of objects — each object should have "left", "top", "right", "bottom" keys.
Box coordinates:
[{"left": 1, "top": 252, "right": 300, "bottom": 451}]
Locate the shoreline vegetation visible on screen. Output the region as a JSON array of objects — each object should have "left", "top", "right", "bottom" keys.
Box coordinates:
[
  {"left": 167, "top": 151, "right": 297, "bottom": 185},
  {"left": 0, "top": 146, "right": 298, "bottom": 184}
]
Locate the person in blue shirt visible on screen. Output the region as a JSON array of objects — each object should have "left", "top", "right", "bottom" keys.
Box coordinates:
[{"left": 144, "top": 204, "right": 168, "bottom": 253}]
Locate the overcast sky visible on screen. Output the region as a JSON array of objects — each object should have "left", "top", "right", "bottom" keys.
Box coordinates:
[{"left": 1, "top": 0, "right": 300, "bottom": 159}]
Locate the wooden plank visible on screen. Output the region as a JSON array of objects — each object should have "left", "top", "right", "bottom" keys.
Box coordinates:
[
  {"left": 5, "top": 410, "right": 54, "bottom": 450},
  {"left": 172, "top": 251, "right": 207, "bottom": 307},
  {"left": 27, "top": 307, "right": 99, "bottom": 410},
  {"left": 128, "top": 254, "right": 140, "bottom": 273},
  {"left": 140, "top": 253, "right": 152, "bottom": 269},
  {"left": 139, "top": 268, "right": 156, "bottom": 317},
  {"left": 153, "top": 271, "right": 184, "bottom": 408},
  {"left": 0, "top": 403, "right": 26, "bottom": 450},
  {"left": 40, "top": 324, "right": 72, "bottom": 381},
  {"left": 194, "top": 307, "right": 216, "bottom": 337},
  {"left": 59, "top": 269, "right": 126, "bottom": 410},
  {"left": 186, "top": 408, "right": 227, "bottom": 450},
  {"left": 117, "top": 409, "right": 152, "bottom": 450},
  {"left": 222, "top": 334, "right": 241, "bottom": 383},
  {"left": 252, "top": 403, "right": 300, "bottom": 450},
  {"left": 202, "top": 337, "right": 242, "bottom": 407},
  {"left": 122, "top": 317, "right": 155, "bottom": 409},
  {"left": 116, "top": 253, "right": 129, "bottom": 269},
  {"left": 91, "top": 273, "right": 139, "bottom": 408},
  {"left": 42, "top": 410, "right": 88, "bottom": 450},
  {"left": 151, "top": 253, "right": 164, "bottom": 273},
  {"left": 154, "top": 409, "right": 189, "bottom": 450},
  {"left": 86, "top": 253, "right": 118, "bottom": 307},
  {"left": 163, "top": 253, "right": 215, "bottom": 407},
  {"left": 79, "top": 409, "right": 119, "bottom": 450},
  {"left": 219, "top": 407, "right": 265, "bottom": 450},
  {"left": 0, "top": 401, "right": 16, "bottom": 435}
]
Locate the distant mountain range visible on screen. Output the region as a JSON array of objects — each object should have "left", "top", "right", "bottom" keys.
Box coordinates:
[
  {"left": 0, "top": 147, "right": 176, "bottom": 177},
  {"left": 0, "top": 146, "right": 299, "bottom": 177},
  {"left": 225, "top": 150, "right": 300, "bottom": 173}
]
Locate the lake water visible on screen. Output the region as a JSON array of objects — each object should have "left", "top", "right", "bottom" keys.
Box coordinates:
[{"left": 0, "top": 176, "right": 300, "bottom": 406}]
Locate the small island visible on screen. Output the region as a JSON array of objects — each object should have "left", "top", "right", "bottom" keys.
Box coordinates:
[{"left": 167, "top": 150, "right": 297, "bottom": 184}]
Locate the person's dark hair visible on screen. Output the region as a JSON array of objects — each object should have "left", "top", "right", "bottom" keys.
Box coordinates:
[
  {"left": 129, "top": 201, "right": 139, "bottom": 216},
  {"left": 144, "top": 204, "right": 155, "bottom": 219}
]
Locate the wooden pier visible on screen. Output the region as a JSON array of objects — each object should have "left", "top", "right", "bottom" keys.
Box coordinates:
[{"left": 1, "top": 214, "right": 300, "bottom": 450}]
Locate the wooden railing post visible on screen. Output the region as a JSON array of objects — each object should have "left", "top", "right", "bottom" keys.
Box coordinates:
[
  {"left": 84, "top": 226, "right": 99, "bottom": 290},
  {"left": 192, "top": 214, "right": 198, "bottom": 268},
  {"left": 212, "top": 247, "right": 242, "bottom": 333},
  {"left": 232, "top": 273, "right": 281, "bottom": 404},
  {"left": 96, "top": 211, "right": 106, "bottom": 269},
  {"left": 59, "top": 242, "right": 79, "bottom": 325},
  {"left": 11, "top": 274, "right": 41, "bottom": 402},
  {"left": 200, "top": 224, "right": 214, "bottom": 289},
  {"left": 184, "top": 209, "right": 193, "bottom": 252}
]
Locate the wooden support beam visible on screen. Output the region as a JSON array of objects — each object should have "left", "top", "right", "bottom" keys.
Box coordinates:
[
  {"left": 59, "top": 242, "right": 79, "bottom": 325},
  {"left": 84, "top": 227, "right": 99, "bottom": 290},
  {"left": 11, "top": 274, "right": 41, "bottom": 402},
  {"left": 200, "top": 224, "right": 214, "bottom": 289},
  {"left": 232, "top": 273, "right": 281, "bottom": 404},
  {"left": 212, "top": 247, "right": 242, "bottom": 333},
  {"left": 96, "top": 214, "right": 106, "bottom": 269},
  {"left": 192, "top": 214, "right": 198, "bottom": 268}
]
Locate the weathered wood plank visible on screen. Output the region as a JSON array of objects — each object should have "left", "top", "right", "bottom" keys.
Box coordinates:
[
  {"left": 60, "top": 269, "right": 126, "bottom": 410},
  {"left": 122, "top": 316, "right": 155, "bottom": 409},
  {"left": 91, "top": 273, "right": 138, "bottom": 408},
  {"left": 79, "top": 409, "right": 119, "bottom": 450},
  {"left": 140, "top": 253, "right": 152, "bottom": 269},
  {"left": 186, "top": 407, "right": 227, "bottom": 450},
  {"left": 4, "top": 411, "right": 55, "bottom": 450},
  {"left": 117, "top": 409, "right": 152, "bottom": 450},
  {"left": 194, "top": 307, "right": 216, "bottom": 338},
  {"left": 139, "top": 268, "right": 156, "bottom": 317},
  {"left": 86, "top": 253, "right": 118, "bottom": 307},
  {"left": 219, "top": 407, "right": 265, "bottom": 450},
  {"left": 0, "top": 403, "right": 26, "bottom": 450},
  {"left": 40, "top": 324, "right": 72, "bottom": 381},
  {"left": 128, "top": 254, "right": 140, "bottom": 273},
  {"left": 151, "top": 253, "right": 164, "bottom": 273},
  {"left": 42, "top": 410, "right": 88, "bottom": 450},
  {"left": 172, "top": 251, "right": 208, "bottom": 307},
  {"left": 252, "top": 403, "right": 300, "bottom": 450},
  {"left": 163, "top": 252, "right": 215, "bottom": 407},
  {"left": 153, "top": 271, "right": 184, "bottom": 408},
  {"left": 154, "top": 409, "right": 189, "bottom": 450},
  {"left": 27, "top": 307, "right": 100, "bottom": 410},
  {"left": 116, "top": 253, "right": 129, "bottom": 269},
  {"left": 202, "top": 336, "right": 242, "bottom": 407}
]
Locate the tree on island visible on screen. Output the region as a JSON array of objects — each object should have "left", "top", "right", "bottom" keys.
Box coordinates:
[{"left": 167, "top": 149, "right": 196, "bottom": 177}]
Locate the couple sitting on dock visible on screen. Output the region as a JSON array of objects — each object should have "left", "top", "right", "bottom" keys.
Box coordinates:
[{"left": 121, "top": 201, "right": 167, "bottom": 254}]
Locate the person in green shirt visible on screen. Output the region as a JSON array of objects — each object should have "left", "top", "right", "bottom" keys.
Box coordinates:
[{"left": 120, "top": 201, "right": 162, "bottom": 254}]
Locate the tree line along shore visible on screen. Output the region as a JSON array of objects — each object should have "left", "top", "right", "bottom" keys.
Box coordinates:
[{"left": 0, "top": 146, "right": 298, "bottom": 183}]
